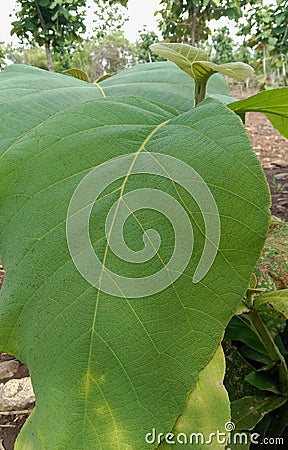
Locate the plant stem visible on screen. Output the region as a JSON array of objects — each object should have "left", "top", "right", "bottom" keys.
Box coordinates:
[
  {"left": 247, "top": 308, "right": 288, "bottom": 396},
  {"left": 194, "top": 80, "right": 207, "bottom": 105}
]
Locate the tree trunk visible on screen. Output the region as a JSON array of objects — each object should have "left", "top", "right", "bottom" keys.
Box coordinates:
[
  {"left": 281, "top": 53, "right": 287, "bottom": 86},
  {"left": 45, "top": 40, "right": 54, "bottom": 72},
  {"left": 188, "top": 5, "right": 197, "bottom": 46},
  {"left": 262, "top": 44, "right": 267, "bottom": 79},
  {"left": 281, "top": 53, "right": 286, "bottom": 77},
  {"left": 35, "top": 0, "right": 54, "bottom": 71}
]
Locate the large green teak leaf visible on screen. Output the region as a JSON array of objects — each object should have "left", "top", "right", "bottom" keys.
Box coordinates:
[
  {"left": 0, "top": 61, "right": 228, "bottom": 117},
  {"left": 0, "top": 65, "right": 270, "bottom": 449},
  {"left": 100, "top": 60, "right": 230, "bottom": 111}
]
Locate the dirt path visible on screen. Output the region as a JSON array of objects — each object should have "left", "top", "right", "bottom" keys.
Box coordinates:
[
  {"left": 230, "top": 84, "right": 288, "bottom": 222},
  {"left": 245, "top": 111, "right": 288, "bottom": 222}
]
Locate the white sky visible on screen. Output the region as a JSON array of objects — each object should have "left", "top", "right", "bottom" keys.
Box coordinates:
[
  {"left": 0, "top": 0, "right": 162, "bottom": 44},
  {"left": 0, "top": 0, "right": 243, "bottom": 48}
]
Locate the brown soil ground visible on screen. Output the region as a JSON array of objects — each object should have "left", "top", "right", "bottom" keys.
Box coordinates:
[
  {"left": 0, "top": 85, "right": 287, "bottom": 449},
  {"left": 246, "top": 112, "right": 288, "bottom": 221}
]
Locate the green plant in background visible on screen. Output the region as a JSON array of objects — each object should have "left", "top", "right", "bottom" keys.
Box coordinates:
[
  {"left": 210, "top": 26, "right": 236, "bottom": 65},
  {"left": 11, "top": 0, "right": 87, "bottom": 71},
  {"left": 136, "top": 27, "right": 163, "bottom": 63},
  {"left": 0, "top": 41, "right": 5, "bottom": 69},
  {"left": 224, "top": 218, "right": 288, "bottom": 449},
  {"left": 62, "top": 32, "right": 136, "bottom": 81},
  {"left": 0, "top": 42, "right": 287, "bottom": 449},
  {"left": 11, "top": 0, "right": 130, "bottom": 72},
  {"left": 155, "top": 0, "right": 242, "bottom": 45},
  {"left": 256, "top": 217, "right": 288, "bottom": 292}
]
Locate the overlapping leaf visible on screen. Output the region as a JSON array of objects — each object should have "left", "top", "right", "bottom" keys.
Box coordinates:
[
  {"left": 64, "top": 67, "right": 91, "bottom": 82},
  {"left": 100, "top": 60, "right": 230, "bottom": 111},
  {"left": 158, "top": 346, "right": 230, "bottom": 449},
  {"left": 229, "top": 88, "right": 288, "bottom": 138}
]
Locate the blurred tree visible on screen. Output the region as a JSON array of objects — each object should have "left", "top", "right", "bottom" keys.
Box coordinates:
[
  {"left": 11, "top": 0, "right": 87, "bottom": 71},
  {"left": 0, "top": 42, "right": 5, "bottom": 69},
  {"left": 67, "top": 39, "right": 94, "bottom": 76},
  {"left": 4, "top": 43, "right": 71, "bottom": 72},
  {"left": 211, "top": 26, "right": 235, "bottom": 63},
  {"left": 239, "top": 2, "right": 276, "bottom": 78},
  {"left": 235, "top": 39, "right": 253, "bottom": 65},
  {"left": 136, "top": 27, "right": 162, "bottom": 63},
  {"left": 70, "top": 31, "right": 136, "bottom": 80},
  {"left": 271, "top": 0, "right": 288, "bottom": 79},
  {"left": 155, "top": 0, "right": 242, "bottom": 45},
  {"left": 5, "top": 44, "right": 48, "bottom": 69},
  {"left": 93, "top": 0, "right": 128, "bottom": 39},
  {"left": 238, "top": 0, "right": 288, "bottom": 82}
]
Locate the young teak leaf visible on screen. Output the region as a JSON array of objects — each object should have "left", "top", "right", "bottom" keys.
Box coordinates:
[
  {"left": 150, "top": 43, "right": 253, "bottom": 105},
  {"left": 63, "top": 67, "right": 90, "bottom": 82},
  {"left": 150, "top": 42, "right": 208, "bottom": 77},
  {"left": 191, "top": 61, "right": 253, "bottom": 104},
  {"left": 95, "top": 73, "right": 112, "bottom": 83},
  {"left": 192, "top": 61, "right": 254, "bottom": 84}
]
